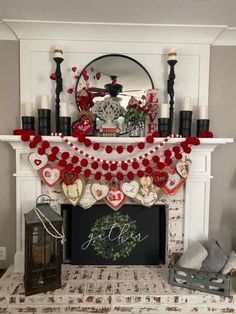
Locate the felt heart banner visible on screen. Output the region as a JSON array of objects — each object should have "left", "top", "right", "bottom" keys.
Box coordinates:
[
  {"left": 105, "top": 186, "right": 126, "bottom": 211},
  {"left": 28, "top": 152, "right": 48, "bottom": 171},
  {"left": 62, "top": 177, "right": 85, "bottom": 206},
  {"left": 91, "top": 183, "right": 109, "bottom": 200},
  {"left": 121, "top": 181, "right": 139, "bottom": 199},
  {"left": 39, "top": 165, "right": 62, "bottom": 187}
]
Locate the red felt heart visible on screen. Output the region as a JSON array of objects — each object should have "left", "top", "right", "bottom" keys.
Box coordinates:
[
  {"left": 34, "top": 159, "right": 42, "bottom": 166},
  {"left": 152, "top": 171, "right": 168, "bottom": 188},
  {"left": 61, "top": 169, "right": 78, "bottom": 186}
]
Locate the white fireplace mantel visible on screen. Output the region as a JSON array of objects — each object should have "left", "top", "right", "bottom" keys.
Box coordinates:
[{"left": 0, "top": 135, "right": 233, "bottom": 273}]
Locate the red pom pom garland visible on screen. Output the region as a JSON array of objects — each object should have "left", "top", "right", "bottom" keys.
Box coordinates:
[{"left": 20, "top": 131, "right": 201, "bottom": 183}]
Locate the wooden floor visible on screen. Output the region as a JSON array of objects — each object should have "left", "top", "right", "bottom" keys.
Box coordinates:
[{"left": 0, "top": 265, "right": 235, "bottom": 313}]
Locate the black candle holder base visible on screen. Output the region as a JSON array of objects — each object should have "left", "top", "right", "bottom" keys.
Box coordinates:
[
  {"left": 59, "top": 117, "right": 71, "bottom": 136},
  {"left": 22, "top": 116, "right": 35, "bottom": 131},
  {"left": 197, "top": 119, "right": 210, "bottom": 136},
  {"left": 179, "top": 111, "right": 192, "bottom": 138},
  {"left": 38, "top": 109, "right": 51, "bottom": 135},
  {"left": 158, "top": 118, "right": 170, "bottom": 137}
]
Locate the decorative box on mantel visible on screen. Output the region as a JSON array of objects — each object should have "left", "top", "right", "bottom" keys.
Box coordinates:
[{"left": 0, "top": 135, "right": 233, "bottom": 273}]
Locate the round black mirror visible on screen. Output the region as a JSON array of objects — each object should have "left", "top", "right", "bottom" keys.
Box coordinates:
[{"left": 75, "top": 53, "right": 154, "bottom": 110}]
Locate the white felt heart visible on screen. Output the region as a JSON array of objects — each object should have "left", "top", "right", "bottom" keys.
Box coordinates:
[
  {"left": 121, "top": 181, "right": 139, "bottom": 199},
  {"left": 79, "top": 184, "right": 97, "bottom": 209},
  {"left": 62, "top": 177, "right": 85, "bottom": 206},
  {"left": 136, "top": 191, "right": 158, "bottom": 207},
  {"left": 91, "top": 183, "right": 109, "bottom": 200},
  {"left": 39, "top": 165, "right": 62, "bottom": 187},
  {"left": 176, "top": 159, "right": 192, "bottom": 178},
  {"left": 28, "top": 152, "right": 48, "bottom": 170}
]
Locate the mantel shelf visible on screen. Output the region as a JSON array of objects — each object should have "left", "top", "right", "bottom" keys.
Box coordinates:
[{"left": 0, "top": 135, "right": 234, "bottom": 146}]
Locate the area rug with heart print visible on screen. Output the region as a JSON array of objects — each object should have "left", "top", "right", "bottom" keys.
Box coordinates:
[{"left": 0, "top": 265, "right": 234, "bottom": 313}]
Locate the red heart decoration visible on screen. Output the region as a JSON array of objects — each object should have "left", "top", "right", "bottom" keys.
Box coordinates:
[
  {"left": 162, "top": 167, "right": 186, "bottom": 195},
  {"left": 105, "top": 186, "right": 126, "bottom": 211},
  {"left": 39, "top": 165, "right": 62, "bottom": 187},
  {"left": 152, "top": 171, "right": 168, "bottom": 188},
  {"left": 34, "top": 159, "right": 42, "bottom": 166},
  {"left": 61, "top": 169, "right": 78, "bottom": 186}
]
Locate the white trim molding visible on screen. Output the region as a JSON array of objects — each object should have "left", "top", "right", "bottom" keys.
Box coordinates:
[
  {"left": 212, "top": 27, "right": 236, "bottom": 46},
  {"left": 0, "top": 21, "right": 17, "bottom": 40}
]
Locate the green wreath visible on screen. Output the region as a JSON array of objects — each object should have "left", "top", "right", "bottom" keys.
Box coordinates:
[{"left": 91, "top": 213, "right": 139, "bottom": 261}]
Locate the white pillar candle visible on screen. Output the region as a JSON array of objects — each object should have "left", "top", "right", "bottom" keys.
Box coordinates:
[
  {"left": 24, "top": 102, "right": 35, "bottom": 116},
  {"left": 183, "top": 97, "right": 193, "bottom": 111},
  {"left": 160, "top": 103, "right": 169, "bottom": 118},
  {"left": 53, "top": 47, "right": 64, "bottom": 59},
  {"left": 41, "top": 95, "right": 50, "bottom": 109},
  {"left": 60, "top": 102, "right": 68, "bottom": 117},
  {"left": 168, "top": 48, "right": 177, "bottom": 61},
  {"left": 199, "top": 105, "right": 208, "bottom": 119}
]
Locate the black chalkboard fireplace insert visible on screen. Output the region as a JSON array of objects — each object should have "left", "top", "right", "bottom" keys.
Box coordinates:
[{"left": 62, "top": 204, "right": 166, "bottom": 265}]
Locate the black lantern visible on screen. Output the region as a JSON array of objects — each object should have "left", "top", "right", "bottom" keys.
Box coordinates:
[{"left": 24, "top": 195, "right": 64, "bottom": 296}]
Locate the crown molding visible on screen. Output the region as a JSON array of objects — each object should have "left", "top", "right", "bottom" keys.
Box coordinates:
[
  {"left": 0, "top": 21, "right": 17, "bottom": 40},
  {"left": 212, "top": 27, "right": 236, "bottom": 46},
  {"left": 1, "top": 19, "right": 228, "bottom": 44},
  {"left": 1, "top": 19, "right": 236, "bottom": 46}
]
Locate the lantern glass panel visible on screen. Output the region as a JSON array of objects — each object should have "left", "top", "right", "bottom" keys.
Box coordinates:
[{"left": 24, "top": 203, "right": 63, "bottom": 295}]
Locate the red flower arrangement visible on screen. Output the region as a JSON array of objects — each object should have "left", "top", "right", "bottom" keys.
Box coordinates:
[{"left": 50, "top": 66, "right": 103, "bottom": 112}]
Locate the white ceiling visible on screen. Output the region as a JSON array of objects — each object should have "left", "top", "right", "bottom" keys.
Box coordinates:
[{"left": 0, "top": 0, "right": 236, "bottom": 26}]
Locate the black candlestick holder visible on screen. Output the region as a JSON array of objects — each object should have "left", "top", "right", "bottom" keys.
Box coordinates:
[
  {"left": 59, "top": 117, "right": 71, "bottom": 136},
  {"left": 53, "top": 54, "right": 64, "bottom": 133},
  {"left": 179, "top": 111, "right": 192, "bottom": 138},
  {"left": 38, "top": 109, "right": 51, "bottom": 135},
  {"left": 158, "top": 118, "right": 170, "bottom": 137},
  {"left": 197, "top": 119, "right": 210, "bottom": 136},
  {"left": 22, "top": 116, "right": 35, "bottom": 131},
  {"left": 167, "top": 59, "right": 177, "bottom": 135}
]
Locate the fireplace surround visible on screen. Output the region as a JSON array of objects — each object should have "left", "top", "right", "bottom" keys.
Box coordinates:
[{"left": 0, "top": 135, "right": 233, "bottom": 273}]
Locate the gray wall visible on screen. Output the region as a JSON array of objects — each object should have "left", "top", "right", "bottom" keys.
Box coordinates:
[
  {"left": 209, "top": 46, "right": 236, "bottom": 252},
  {"left": 0, "top": 42, "right": 235, "bottom": 267},
  {"left": 0, "top": 41, "right": 19, "bottom": 268}
]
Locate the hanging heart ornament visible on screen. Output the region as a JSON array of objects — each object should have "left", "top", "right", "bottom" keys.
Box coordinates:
[
  {"left": 28, "top": 152, "right": 48, "bottom": 171},
  {"left": 176, "top": 159, "right": 192, "bottom": 178},
  {"left": 61, "top": 168, "right": 78, "bottom": 185},
  {"left": 121, "top": 181, "right": 139, "bottom": 199},
  {"left": 162, "top": 167, "right": 186, "bottom": 195},
  {"left": 79, "top": 183, "right": 97, "bottom": 209},
  {"left": 105, "top": 186, "right": 126, "bottom": 211},
  {"left": 38, "top": 165, "right": 62, "bottom": 187},
  {"left": 152, "top": 171, "right": 169, "bottom": 188},
  {"left": 91, "top": 183, "right": 109, "bottom": 200},
  {"left": 62, "top": 177, "right": 85, "bottom": 206}
]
